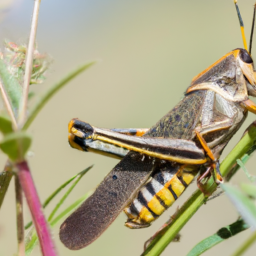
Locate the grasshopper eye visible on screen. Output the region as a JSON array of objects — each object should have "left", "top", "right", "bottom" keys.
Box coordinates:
[{"left": 239, "top": 49, "right": 253, "bottom": 64}]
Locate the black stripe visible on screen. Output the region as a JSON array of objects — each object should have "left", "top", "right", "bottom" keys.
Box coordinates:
[
  {"left": 146, "top": 181, "right": 168, "bottom": 209},
  {"left": 145, "top": 182, "right": 156, "bottom": 196},
  {"left": 168, "top": 185, "right": 178, "bottom": 200},
  {"left": 155, "top": 172, "right": 165, "bottom": 186},
  {"left": 155, "top": 194, "right": 168, "bottom": 209},
  {"left": 137, "top": 192, "right": 159, "bottom": 218},
  {"left": 129, "top": 202, "right": 140, "bottom": 217},
  {"left": 178, "top": 175, "right": 188, "bottom": 188}
]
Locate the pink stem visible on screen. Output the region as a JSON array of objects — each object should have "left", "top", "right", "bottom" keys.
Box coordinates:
[{"left": 17, "top": 161, "right": 57, "bottom": 256}]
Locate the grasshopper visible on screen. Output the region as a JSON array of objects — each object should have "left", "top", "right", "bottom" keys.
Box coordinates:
[{"left": 60, "top": 1, "right": 256, "bottom": 250}]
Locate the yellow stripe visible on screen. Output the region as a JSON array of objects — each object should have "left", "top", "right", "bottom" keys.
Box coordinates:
[
  {"left": 68, "top": 119, "right": 76, "bottom": 133},
  {"left": 147, "top": 196, "right": 165, "bottom": 215},
  {"left": 139, "top": 207, "right": 155, "bottom": 223},
  {"left": 182, "top": 172, "right": 195, "bottom": 185},
  {"left": 94, "top": 135, "right": 207, "bottom": 165},
  {"left": 68, "top": 134, "right": 83, "bottom": 151},
  {"left": 171, "top": 176, "right": 186, "bottom": 197},
  {"left": 165, "top": 175, "right": 185, "bottom": 197},
  {"left": 156, "top": 186, "right": 175, "bottom": 207},
  {"left": 240, "top": 25, "right": 248, "bottom": 51}
]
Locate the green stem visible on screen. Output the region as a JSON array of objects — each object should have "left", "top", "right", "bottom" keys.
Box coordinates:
[
  {"left": 15, "top": 175, "right": 25, "bottom": 256},
  {"left": 231, "top": 231, "right": 256, "bottom": 256},
  {"left": 142, "top": 122, "right": 256, "bottom": 256}
]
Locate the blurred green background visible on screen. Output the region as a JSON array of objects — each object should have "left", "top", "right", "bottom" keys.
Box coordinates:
[{"left": 1, "top": 0, "right": 256, "bottom": 255}]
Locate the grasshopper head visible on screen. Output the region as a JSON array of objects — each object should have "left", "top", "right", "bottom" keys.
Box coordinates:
[{"left": 238, "top": 49, "right": 256, "bottom": 96}]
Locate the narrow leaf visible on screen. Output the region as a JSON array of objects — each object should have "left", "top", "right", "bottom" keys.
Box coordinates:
[
  {"left": 240, "top": 183, "right": 256, "bottom": 198},
  {"left": 0, "top": 132, "right": 31, "bottom": 161},
  {"left": 48, "top": 165, "right": 93, "bottom": 222},
  {"left": 23, "top": 61, "right": 96, "bottom": 130},
  {"left": 25, "top": 166, "right": 93, "bottom": 229},
  {"left": 187, "top": 219, "right": 248, "bottom": 256},
  {"left": 221, "top": 184, "right": 256, "bottom": 230},
  {"left": 25, "top": 167, "right": 93, "bottom": 254},
  {"left": 236, "top": 159, "right": 256, "bottom": 182},
  {"left": 25, "top": 191, "right": 93, "bottom": 255}
]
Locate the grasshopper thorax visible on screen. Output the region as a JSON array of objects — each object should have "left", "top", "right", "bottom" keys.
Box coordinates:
[{"left": 186, "top": 48, "right": 256, "bottom": 113}]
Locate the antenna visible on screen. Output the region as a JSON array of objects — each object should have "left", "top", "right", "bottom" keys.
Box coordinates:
[
  {"left": 249, "top": 3, "right": 256, "bottom": 54},
  {"left": 234, "top": 0, "right": 248, "bottom": 51}
]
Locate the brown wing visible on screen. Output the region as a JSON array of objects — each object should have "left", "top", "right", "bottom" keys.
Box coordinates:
[{"left": 59, "top": 152, "right": 154, "bottom": 249}]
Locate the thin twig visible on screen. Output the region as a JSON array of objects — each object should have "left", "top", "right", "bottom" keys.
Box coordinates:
[
  {"left": 17, "top": 161, "right": 57, "bottom": 256},
  {"left": 0, "top": 81, "right": 18, "bottom": 130},
  {"left": 18, "top": 0, "right": 41, "bottom": 127},
  {"left": 15, "top": 175, "right": 25, "bottom": 256}
]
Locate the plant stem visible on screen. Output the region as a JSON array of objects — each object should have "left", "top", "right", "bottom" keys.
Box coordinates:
[
  {"left": 142, "top": 121, "right": 256, "bottom": 256},
  {"left": 18, "top": 0, "right": 41, "bottom": 127},
  {"left": 15, "top": 175, "right": 25, "bottom": 256},
  {"left": 17, "top": 161, "right": 57, "bottom": 256},
  {"left": 231, "top": 231, "right": 256, "bottom": 256},
  {"left": 0, "top": 161, "right": 13, "bottom": 208},
  {"left": 0, "top": 81, "right": 18, "bottom": 130}
]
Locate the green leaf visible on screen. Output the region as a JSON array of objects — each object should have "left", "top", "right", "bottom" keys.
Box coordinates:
[
  {"left": 0, "top": 58, "right": 22, "bottom": 116},
  {"left": 25, "top": 166, "right": 93, "bottom": 229},
  {"left": 221, "top": 184, "right": 256, "bottom": 230},
  {"left": 0, "top": 132, "right": 31, "bottom": 161},
  {"left": 23, "top": 61, "right": 96, "bottom": 130},
  {"left": 48, "top": 165, "right": 93, "bottom": 222},
  {"left": 0, "top": 115, "right": 13, "bottom": 134},
  {"left": 236, "top": 159, "right": 256, "bottom": 182},
  {"left": 25, "top": 191, "right": 93, "bottom": 255},
  {"left": 240, "top": 183, "right": 256, "bottom": 198},
  {"left": 187, "top": 219, "right": 248, "bottom": 256},
  {"left": 25, "top": 166, "right": 93, "bottom": 254}
]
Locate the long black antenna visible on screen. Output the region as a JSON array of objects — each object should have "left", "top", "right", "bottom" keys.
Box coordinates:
[
  {"left": 249, "top": 3, "right": 256, "bottom": 54},
  {"left": 234, "top": 0, "right": 248, "bottom": 51}
]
